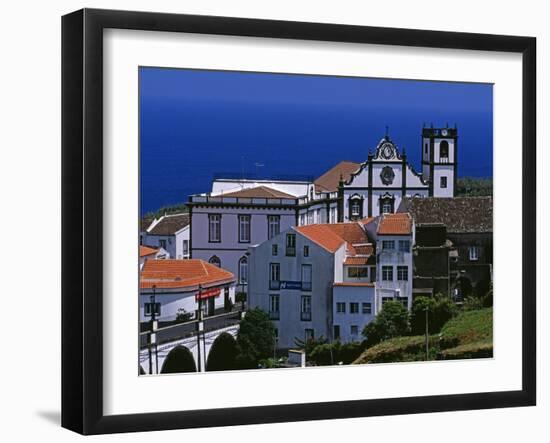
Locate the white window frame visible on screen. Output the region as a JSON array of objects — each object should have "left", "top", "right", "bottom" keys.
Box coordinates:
[
  {"left": 208, "top": 214, "right": 221, "bottom": 242},
  {"left": 268, "top": 215, "right": 280, "bottom": 240},
  {"left": 398, "top": 240, "right": 410, "bottom": 252},
  {"left": 238, "top": 256, "right": 248, "bottom": 284},
  {"left": 362, "top": 302, "right": 372, "bottom": 314},
  {"left": 469, "top": 246, "right": 480, "bottom": 261},
  {"left": 397, "top": 265, "right": 408, "bottom": 281},
  {"left": 350, "top": 302, "right": 359, "bottom": 314},
  {"left": 382, "top": 240, "right": 395, "bottom": 250},
  {"left": 336, "top": 302, "right": 346, "bottom": 313},
  {"left": 269, "top": 263, "right": 280, "bottom": 289},
  {"left": 382, "top": 265, "right": 393, "bottom": 281},
  {"left": 238, "top": 215, "right": 251, "bottom": 243}
]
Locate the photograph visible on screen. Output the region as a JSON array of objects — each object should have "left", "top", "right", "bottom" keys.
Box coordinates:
[{"left": 138, "top": 67, "right": 494, "bottom": 375}]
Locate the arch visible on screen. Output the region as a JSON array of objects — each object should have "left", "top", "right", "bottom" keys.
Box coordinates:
[
  {"left": 238, "top": 256, "right": 248, "bottom": 284},
  {"left": 208, "top": 255, "right": 221, "bottom": 268},
  {"left": 206, "top": 332, "right": 239, "bottom": 371},
  {"left": 440, "top": 140, "right": 449, "bottom": 158},
  {"left": 160, "top": 346, "right": 197, "bottom": 374}
]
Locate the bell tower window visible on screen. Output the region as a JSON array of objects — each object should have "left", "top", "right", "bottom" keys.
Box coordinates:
[{"left": 440, "top": 140, "right": 449, "bottom": 159}]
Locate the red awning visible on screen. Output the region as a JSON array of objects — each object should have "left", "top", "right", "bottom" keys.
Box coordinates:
[{"left": 195, "top": 287, "right": 221, "bottom": 300}]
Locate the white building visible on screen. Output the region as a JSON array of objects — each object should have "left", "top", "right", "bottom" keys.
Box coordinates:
[
  {"left": 139, "top": 245, "right": 169, "bottom": 270},
  {"left": 247, "top": 213, "right": 414, "bottom": 347},
  {"left": 141, "top": 213, "right": 190, "bottom": 259},
  {"left": 139, "top": 259, "right": 236, "bottom": 324},
  {"left": 187, "top": 182, "right": 307, "bottom": 293}
]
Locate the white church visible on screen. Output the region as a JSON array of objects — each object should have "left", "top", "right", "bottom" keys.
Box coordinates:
[{"left": 186, "top": 125, "right": 458, "bottom": 290}]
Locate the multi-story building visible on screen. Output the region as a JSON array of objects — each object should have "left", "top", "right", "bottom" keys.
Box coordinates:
[
  {"left": 247, "top": 213, "right": 413, "bottom": 347},
  {"left": 141, "top": 212, "right": 190, "bottom": 259},
  {"left": 397, "top": 196, "right": 492, "bottom": 299}
]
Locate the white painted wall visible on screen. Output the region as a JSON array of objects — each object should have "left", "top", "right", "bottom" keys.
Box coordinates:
[
  {"left": 333, "top": 285, "right": 376, "bottom": 343},
  {"left": 248, "top": 227, "right": 338, "bottom": 348}
]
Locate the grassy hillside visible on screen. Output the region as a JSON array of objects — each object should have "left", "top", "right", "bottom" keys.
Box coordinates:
[
  {"left": 353, "top": 308, "right": 493, "bottom": 364},
  {"left": 456, "top": 177, "right": 493, "bottom": 197}
]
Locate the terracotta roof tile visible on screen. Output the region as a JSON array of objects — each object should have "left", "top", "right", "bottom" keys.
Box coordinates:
[
  {"left": 140, "top": 245, "right": 158, "bottom": 257},
  {"left": 221, "top": 186, "right": 296, "bottom": 199},
  {"left": 398, "top": 197, "right": 492, "bottom": 233},
  {"left": 314, "top": 161, "right": 361, "bottom": 192},
  {"left": 344, "top": 257, "right": 370, "bottom": 265},
  {"left": 377, "top": 213, "right": 412, "bottom": 235},
  {"left": 140, "top": 259, "right": 235, "bottom": 290},
  {"left": 295, "top": 222, "right": 370, "bottom": 254},
  {"left": 148, "top": 213, "right": 190, "bottom": 235}
]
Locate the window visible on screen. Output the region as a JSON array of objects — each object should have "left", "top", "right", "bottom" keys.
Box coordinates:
[
  {"left": 382, "top": 297, "right": 393, "bottom": 306},
  {"left": 307, "top": 212, "right": 314, "bottom": 224},
  {"left": 286, "top": 233, "right": 296, "bottom": 256},
  {"left": 304, "top": 328, "right": 314, "bottom": 341},
  {"left": 333, "top": 325, "right": 340, "bottom": 340},
  {"left": 272, "top": 244, "right": 278, "bottom": 256},
  {"left": 159, "top": 239, "right": 167, "bottom": 249},
  {"left": 382, "top": 266, "right": 393, "bottom": 281},
  {"left": 303, "top": 245, "right": 309, "bottom": 257},
  {"left": 362, "top": 302, "right": 372, "bottom": 314},
  {"left": 398, "top": 297, "right": 409, "bottom": 308},
  {"left": 208, "top": 214, "right": 221, "bottom": 242},
  {"left": 336, "top": 302, "right": 346, "bottom": 313},
  {"left": 440, "top": 176, "right": 448, "bottom": 188},
  {"left": 349, "top": 197, "right": 362, "bottom": 220},
  {"left": 350, "top": 302, "right": 359, "bottom": 314},
  {"left": 371, "top": 267, "right": 376, "bottom": 282},
  {"left": 469, "top": 246, "right": 480, "bottom": 261},
  {"left": 380, "top": 197, "right": 394, "bottom": 214},
  {"left": 424, "top": 143, "right": 428, "bottom": 155},
  {"left": 238, "top": 215, "right": 251, "bottom": 243},
  {"left": 269, "top": 263, "right": 280, "bottom": 289},
  {"left": 301, "top": 264, "right": 312, "bottom": 291},
  {"left": 347, "top": 267, "right": 368, "bottom": 278},
  {"left": 397, "top": 266, "right": 408, "bottom": 281},
  {"left": 398, "top": 240, "right": 410, "bottom": 252},
  {"left": 269, "top": 294, "right": 280, "bottom": 320},
  {"left": 208, "top": 255, "right": 221, "bottom": 268},
  {"left": 144, "top": 302, "right": 161, "bottom": 317},
  {"left": 440, "top": 140, "right": 449, "bottom": 158},
  {"left": 350, "top": 325, "right": 359, "bottom": 336},
  {"left": 268, "top": 215, "right": 280, "bottom": 240},
  {"left": 301, "top": 296, "right": 312, "bottom": 321},
  {"left": 382, "top": 240, "right": 395, "bottom": 250},
  {"left": 238, "top": 256, "right": 248, "bottom": 284},
  {"left": 182, "top": 239, "right": 189, "bottom": 256}
]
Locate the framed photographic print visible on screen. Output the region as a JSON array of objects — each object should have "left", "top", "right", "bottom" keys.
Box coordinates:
[{"left": 61, "top": 8, "right": 536, "bottom": 435}]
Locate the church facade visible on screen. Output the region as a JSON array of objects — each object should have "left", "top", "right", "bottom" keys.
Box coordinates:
[{"left": 338, "top": 126, "right": 458, "bottom": 221}]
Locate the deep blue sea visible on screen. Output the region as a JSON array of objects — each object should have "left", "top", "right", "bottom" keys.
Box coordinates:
[{"left": 140, "top": 68, "right": 493, "bottom": 215}]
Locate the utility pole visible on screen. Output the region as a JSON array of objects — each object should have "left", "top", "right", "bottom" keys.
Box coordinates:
[{"left": 425, "top": 306, "right": 429, "bottom": 361}]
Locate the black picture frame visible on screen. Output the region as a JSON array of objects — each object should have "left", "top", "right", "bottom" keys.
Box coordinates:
[{"left": 62, "top": 8, "right": 536, "bottom": 435}]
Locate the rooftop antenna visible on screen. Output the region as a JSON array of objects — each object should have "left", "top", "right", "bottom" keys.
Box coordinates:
[{"left": 254, "top": 162, "right": 264, "bottom": 178}]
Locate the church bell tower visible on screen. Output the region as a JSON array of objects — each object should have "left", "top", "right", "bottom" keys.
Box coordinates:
[{"left": 421, "top": 124, "right": 457, "bottom": 197}]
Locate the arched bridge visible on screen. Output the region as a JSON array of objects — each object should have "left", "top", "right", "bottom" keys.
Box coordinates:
[{"left": 139, "top": 310, "right": 243, "bottom": 374}]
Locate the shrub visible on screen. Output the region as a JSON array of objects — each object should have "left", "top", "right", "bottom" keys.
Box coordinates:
[
  {"left": 308, "top": 341, "right": 366, "bottom": 366},
  {"left": 294, "top": 336, "right": 328, "bottom": 358},
  {"left": 175, "top": 308, "right": 193, "bottom": 322},
  {"left": 410, "top": 294, "right": 458, "bottom": 335},
  {"left": 353, "top": 335, "right": 439, "bottom": 364},
  {"left": 362, "top": 301, "right": 410, "bottom": 347}
]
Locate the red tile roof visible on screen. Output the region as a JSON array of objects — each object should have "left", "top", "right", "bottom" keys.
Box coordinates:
[
  {"left": 314, "top": 161, "right": 361, "bottom": 192},
  {"left": 140, "top": 245, "right": 158, "bottom": 257},
  {"left": 221, "top": 186, "right": 295, "bottom": 199},
  {"left": 295, "top": 223, "right": 370, "bottom": 254},
  {"left": 333, "top": 282, "right": 375, "bottom": 287},
  {"left": 377, "top": 213, "right": 412, "bottom": 235},
  {"left": 344, "top": 257, "right": 370, "bottom": 266},
  {"left": 140, "top": 259, "right": 235, "bottom": 290}
]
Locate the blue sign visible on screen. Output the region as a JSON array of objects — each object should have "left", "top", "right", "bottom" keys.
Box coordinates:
[{"left": 280, "top": 281, "right": 302, "bottom": 290}]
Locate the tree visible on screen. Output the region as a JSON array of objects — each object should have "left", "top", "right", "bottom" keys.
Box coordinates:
[
  {"left": 362, "top": 301, "right": 410, "bottom": 347},
  {"left": 410, "top": 294, "right": 458, "bottom": 335},
  {"left": 235, "top": 308, "right": 276, "bottom": 369}
]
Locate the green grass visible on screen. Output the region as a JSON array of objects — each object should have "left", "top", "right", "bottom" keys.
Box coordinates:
[{"left": 353, "top": 308, "right": 493, "bottom": 364}]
